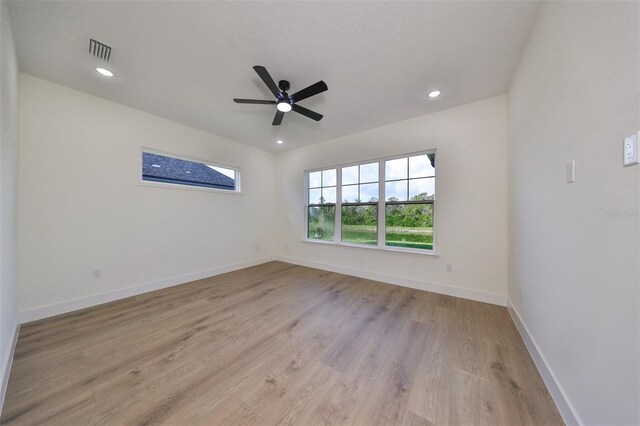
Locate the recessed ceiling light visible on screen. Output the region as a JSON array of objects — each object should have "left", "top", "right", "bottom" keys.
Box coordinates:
[
  {"left": 428, "top": 90, "right": 441, "bottom": 98},
  {"left": 276, "top": 140, "right": 284, "bottom": 145},
  {"left": 96, "top": 67, "right": 114, "bottom": 77}
]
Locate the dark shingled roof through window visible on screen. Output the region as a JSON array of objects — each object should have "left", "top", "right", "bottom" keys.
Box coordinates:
[{"left": 142, "top": 152, "right": 236, "bottom": 190}]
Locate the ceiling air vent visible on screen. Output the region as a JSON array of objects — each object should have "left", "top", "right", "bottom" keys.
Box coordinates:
[{"left": 89, "top": 38, "right": 112, "bottom": 62}]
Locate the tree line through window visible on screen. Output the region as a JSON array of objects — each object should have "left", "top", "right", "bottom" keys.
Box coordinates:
[{"left": 307, "top": 151, "right": 435, "bottom": 251}]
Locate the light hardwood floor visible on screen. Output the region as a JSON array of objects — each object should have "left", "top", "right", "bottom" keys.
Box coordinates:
[{"left": 1, "top": 262, "right": 563, "bottom": 425}]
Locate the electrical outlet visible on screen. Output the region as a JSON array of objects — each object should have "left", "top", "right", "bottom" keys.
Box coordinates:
[
  {"left": 92, "top": 270, "right": 102, "bottom": 279},
  {"left": 446, "top": 264, "right": 452, "bottom": 272},
  {"left": 624, "top": 133, "right": 638, "bottom": 166}
]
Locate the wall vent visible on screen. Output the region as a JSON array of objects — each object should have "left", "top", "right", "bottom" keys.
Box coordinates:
[{"left": 89, "top": 38, "right": 112, "bottom": 62}]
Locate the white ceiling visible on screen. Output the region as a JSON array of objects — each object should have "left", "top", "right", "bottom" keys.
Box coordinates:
[{"left": 8, "top": 1, "right": 540, "bottom": 152}]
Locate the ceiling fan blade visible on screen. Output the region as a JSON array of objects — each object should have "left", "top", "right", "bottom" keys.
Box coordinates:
[
  {"left": 292, "top": 104, "right": 323, "bottom": 121},
  {"left": 272, "top": 110, "right": 285, "bottom": 126},
  {"left": 253, "top": 66, "right": 281, "bottom": 97},
  {"left": 233, "top": 98, "right": 277, "bottom": 104},
  {"left": 290, "top": 80, "right": 328, "bottom": 103}
]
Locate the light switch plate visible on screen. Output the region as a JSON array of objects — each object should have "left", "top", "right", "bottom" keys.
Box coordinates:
[
  {"left": 624, "top": 133, "right": 638, "bottom": 166},
  {"left": 566, "top": 160, "right": 575, "bottom": 183}
]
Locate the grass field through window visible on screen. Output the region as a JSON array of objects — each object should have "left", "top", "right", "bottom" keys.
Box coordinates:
[
  {"left": 309, "top": 219, "right": 433, "bottom": 250},
  {"left": 342, "top": 225, "right": 433, "bottom": 249}
]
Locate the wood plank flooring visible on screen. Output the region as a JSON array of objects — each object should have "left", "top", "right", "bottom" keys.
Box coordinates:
[{"left": 0, "top": 261, "right": 563, "bottom": 425}]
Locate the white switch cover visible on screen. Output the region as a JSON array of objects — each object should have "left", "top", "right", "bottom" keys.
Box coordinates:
[
  {"left": 624, "top": 133, "right": 638, "bottom": 166},
  {"left": 566, "top": 160, "right": 575, "bottom": 183}
]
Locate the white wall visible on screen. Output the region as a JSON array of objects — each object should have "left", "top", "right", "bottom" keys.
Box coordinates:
[
  {"left": 508, "top": 2, "right": 640, "bottom": 425},
  {"left": 0, "top": 0, "right": 19, "bottom": 411},
  {"left": 275, "top": 96, "right": 508, "bottom": 304},
  {"left": 18, "top": 74, "right": 277, "bottom": 317}
]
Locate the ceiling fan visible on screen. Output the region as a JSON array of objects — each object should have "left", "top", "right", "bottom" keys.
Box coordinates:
[{"left": 234, "top": 66, "right": 328, "bottom": 126}]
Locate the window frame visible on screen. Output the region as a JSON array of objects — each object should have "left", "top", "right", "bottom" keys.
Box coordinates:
[
  {"left": 304, "top": 149, "right": 437, "bottom": 255},
  {"left": 139, "top": 148, "right": 242, "bottom": 194}
]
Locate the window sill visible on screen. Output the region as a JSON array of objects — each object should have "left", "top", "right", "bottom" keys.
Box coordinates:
[
  {"left": 137, "top": 180, "right": 242, "bottom": 195},
  {"left": 301, "top": 238, "right": 439, "bottom": 257}
]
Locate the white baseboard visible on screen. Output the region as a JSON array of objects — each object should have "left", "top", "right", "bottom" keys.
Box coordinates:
[
  {"left": 507, "top": 298, "right": 581, "bottom": 425},
  {"left": 0, "top": 319, "right": 20, "bottom": 415},
  {"left": 276, "top": 255, "right": 506, "bottom": 306},
  {"left": 19, "top": 256, "right": 277, "bottom": 324}
]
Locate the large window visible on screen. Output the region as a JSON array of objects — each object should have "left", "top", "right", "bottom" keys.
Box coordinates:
[
  {"left": 142, "top": 151, "right": 239, "bottom": 192},
  {"left": 306, "top": 151, "right": 436, "bottom": 252}
]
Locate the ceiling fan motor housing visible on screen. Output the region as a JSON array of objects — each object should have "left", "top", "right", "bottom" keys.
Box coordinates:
[{"left": 278, "top": 80, "right": 290, "bottom": 92}]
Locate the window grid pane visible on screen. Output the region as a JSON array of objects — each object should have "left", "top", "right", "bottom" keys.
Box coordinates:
[
  {"left": 322, "top": 169, "right": 337, "bottom": 187},
  {"left": 385, "top": 180, "right": 408, "bottom": 201},
  {"left": 385, "top": 203, "right": 433, "bottom": 250},
  {"left": 360, "top": 163, "right": 379, "bottom": 183},
  {"left": 385, "top": 158, "right": 408, "bottom": 181},
  {"left": 308, "top": 206, "right": 335, "bottom": 241},
  {"left": 359, "top": 183, "right": 379, "bottom": 203},
  {"left": 409, "top": 177, "right": 435, "bottom": 200},
  {"left": 308, "top": 171, "right": 322, "bottom": 188},
  {"left": 309, "top": 188, "right": 322, "bottom": 204},
  {"left": 342, "top": 184, "right": 359, "bottom": 203},
  {"left": 342, "top": 166, "right": 358, "bottom": 185},
  {"left": 322, "top": 186, "right": 337, "bottom": 204},
  {"left": 409, "top": 155, "right": 434, "bottom": 178},
  {"left": 342, "top": 205, "right": 378, "bottom": 246}
]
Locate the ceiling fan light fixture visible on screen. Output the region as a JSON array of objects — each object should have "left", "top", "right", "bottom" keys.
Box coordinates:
[{"left": 276, "top": 101, "right": 292, "bottom": 113}]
